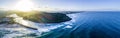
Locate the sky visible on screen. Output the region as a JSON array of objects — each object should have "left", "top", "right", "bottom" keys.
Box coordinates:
[{"left": 0, "top": 0, "right": 120, "bottom": 11}]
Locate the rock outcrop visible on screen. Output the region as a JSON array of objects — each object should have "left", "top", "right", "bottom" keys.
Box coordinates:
[{"left": 37, "top": 13, "right": 71, "bottom": 23}]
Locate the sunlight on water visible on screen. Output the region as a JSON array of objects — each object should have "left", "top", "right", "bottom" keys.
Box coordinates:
[
  {"left": 3, "top": 14, "right": 74, "bottom": 38},
  {"left": 8, "top": 14, "right": 40, "bottom": 29},
  {"left": 2, "top": 12, "right": 120, "bottom": 38}
]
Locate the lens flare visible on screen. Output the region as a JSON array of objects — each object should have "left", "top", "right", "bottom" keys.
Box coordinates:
[{"left": 13, "top": 0, "right": 36, "bottom": 12}]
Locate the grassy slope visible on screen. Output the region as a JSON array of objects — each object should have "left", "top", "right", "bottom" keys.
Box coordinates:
[{"left": 0, "top": 10, "right": 71, "bottom": 23}]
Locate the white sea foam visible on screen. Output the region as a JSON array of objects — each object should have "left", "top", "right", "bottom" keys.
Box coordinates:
[{"left": 1, "top": 14, "right": 75, "bottom": 38}]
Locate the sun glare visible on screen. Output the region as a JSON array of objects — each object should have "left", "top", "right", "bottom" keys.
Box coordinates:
[{"left": 13, "top": 0, "right": 36, "bottom": 12}]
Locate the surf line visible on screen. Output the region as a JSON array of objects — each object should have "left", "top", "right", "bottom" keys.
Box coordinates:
[{"left": 7, "top": 14, "right": 39, "bottom": 30}]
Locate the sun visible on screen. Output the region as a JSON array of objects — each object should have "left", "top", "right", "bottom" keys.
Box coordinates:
[{"left": 13, "top": 0, "right": 36, "bottom": 12}]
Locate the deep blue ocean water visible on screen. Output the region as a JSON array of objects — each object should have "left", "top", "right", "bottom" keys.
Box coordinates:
[
  {"left": 39, "top": 11, "right": 120, "bottom": 38},
  {"left": 1, "top": 11, "right": 120, "bottom": 38}
]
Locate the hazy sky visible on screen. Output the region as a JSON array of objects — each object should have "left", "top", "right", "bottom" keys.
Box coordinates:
[{"left": 0, "top": 0, "right": 120, "bottom": 11}]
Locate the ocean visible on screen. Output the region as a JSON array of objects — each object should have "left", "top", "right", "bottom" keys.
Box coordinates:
[{"left": 1, "top": 11, "right": 120, "bottom": 38}]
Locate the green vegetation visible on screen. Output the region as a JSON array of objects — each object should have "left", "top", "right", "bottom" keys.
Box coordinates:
[
  {"left": 0, "top": 10, "right": 38, "bottom": 24},
  {"left": 0, "top": 10, "right": 71, "bottom": 23}
]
